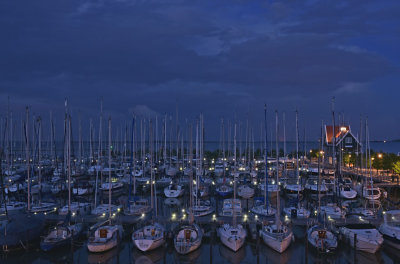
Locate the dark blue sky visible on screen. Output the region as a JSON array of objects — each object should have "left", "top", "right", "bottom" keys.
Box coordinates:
[{"left": 0, "top": 0, "right": 399, "bottom": 141}]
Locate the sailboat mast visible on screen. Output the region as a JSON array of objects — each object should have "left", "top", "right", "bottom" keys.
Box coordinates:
[
  {"left": 275, "top": 111, "right": 280, "bottom": 228},
  {"left": 264, "top": 105, "right": 269, "bottom": 210},
  {"left": 150, "top": 120, "right": 154, "bottom": 210},
  {"left": 195, "top": 120, "right": 199, "bottom": 207},
  {"left": 233, "top": 121, "right": 237, "bottom": 227},
  {"left": 283, "top": 112, "right": 286, "bottom": 177},
  {"left": 331, "top": 97, "right": 338, "bottom": 201},
  {"left": 295, "top": 110, "right": 300, "bottom": 202},
  {"left": 318, "top": 121, "right": 323, "bottom": 214},
  {"left": 68, "top": 115, "right": 71, "bottom": 213},
  {"left": 189, "top": 123, "right": 193, "bottom": 222},
  {"left": 108, "top": 117, "right": 112, "bottom": 219},
  {"left": 38, "top": 116, "right": 42, "bottom": 204},
  {"left": 26, "top": 107, "right": 31, "bottom": 211}
]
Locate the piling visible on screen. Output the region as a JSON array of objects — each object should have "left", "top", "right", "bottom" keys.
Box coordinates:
[{"left": 353, "top": 233, "right": 357, "bottom": 264}]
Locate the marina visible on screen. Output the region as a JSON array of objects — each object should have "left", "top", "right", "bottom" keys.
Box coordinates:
[
  {"left": 1, "top": 104, "right": 400, "bottom": 264},
  {"left": 1, "top": 0, "right": 400, "bottom": 263}
]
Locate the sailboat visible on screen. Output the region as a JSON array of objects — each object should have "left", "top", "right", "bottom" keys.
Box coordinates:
[
  {"left": 133, "top": 223, "right": 166, "bottom": 252},
  {"left": 307, "top": 111, "right": 338, "bottom": 253},
  {"left": 174, "top": 119, "right": 203, "bottom": 255},
  {"left": 307, "top": 225, "right": 338, "bottom": 253},
  {"left": 363, "top": 118, "right": 381, "bottom": 201},
  {"left": 40, "top": 223, "right": 84, "bottom": 251},
  {"left": 339, "top": 223, "right": 383, "bottom": 253},
  {"left": 379, "top": 210, "right": 400, "bottom": 249},
  {"left": 41, "top": 113, "right": 84, "bottom": 251},
  {"left": 260, "top": 110, "right": 293, "bottom": 253},
  {"left": 88, "top": 117, "right": 124, "bottom": 253},
  {"left": 282, "top": 117, "right": 309, "bottom": 219},
  {"left": 132, "top": 120, "right": 166, "bottom": 252},
  {"left": 238, "top": 184, "right": 254, "bottom": 199},
  {"left": 164, "top": 183, "right": 184, "bottom": 198},
  {"left": 0, "top": 107, "right": 45, "bottom": 251},
  {"left": 174, "top": 223, "right": 203, "bottom": 254},
  {"left": 218, "top": 122, "right": 247, "bottom": 252},
  {"left": 251, "top": 106, "right": 276, "bottom": 217},
  {"left": 190, "top": 123, "right": 213, "bottom": 217},
  {"left": 339, "top": 185, "right": 357, "bottom": 199}
]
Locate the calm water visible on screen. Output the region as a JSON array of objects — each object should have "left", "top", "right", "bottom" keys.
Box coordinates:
[
  {"left": 2, "top": 227, "right": 399, "bottom": 264},
  {"left": 2, "top": 192, "right": 400, "bottom": 264}
]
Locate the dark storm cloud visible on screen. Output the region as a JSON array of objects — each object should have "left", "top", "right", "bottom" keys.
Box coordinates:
[{"left": 0, "top": 0, "right": 399, "bottom": 140}]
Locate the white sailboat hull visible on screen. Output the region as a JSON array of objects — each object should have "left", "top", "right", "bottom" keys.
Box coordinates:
[
  {"left": 87, "top": 238, "right": 118, "bottom": 253},
  {"left": 340, "top": 227, "right": 383, "bottom": 254},
  {"left": 134, "top": 237, "right": 165, "bottom": 252},
  {"left": 219, "top": 232, "right": 245, "bottom": 252},
  {"left": 218, "top": 225, "right": 246, "bottom": 252},
  {"left": 260, "top": 230, "right": 292, "bottom": 253}
]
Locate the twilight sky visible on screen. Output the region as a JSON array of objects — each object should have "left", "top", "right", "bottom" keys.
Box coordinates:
[{"left": 0, "top": 0, "right": 399, "bottom": 141}]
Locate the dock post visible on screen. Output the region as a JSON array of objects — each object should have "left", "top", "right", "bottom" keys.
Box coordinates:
[
  {"left": 256, "top": 225, "right": 260, "bottom": 264},
  {"left": 305, "top": 228, "right": 308, "bottom": 264},
  {"left": 354, "top": 233, "right": 357, "bottom": 264},
  {"left": 210, "top": 226, "right": 213, "bottom": 264}
]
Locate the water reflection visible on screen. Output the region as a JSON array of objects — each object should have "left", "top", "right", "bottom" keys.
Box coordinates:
[
  {"left": 1, "top": 230, "right": 399, "bottom": 264},
  {"left": 219, "top": 243, "right": 246, "bottom": 264},
  {"left": 132, "top": 244, "right": 165, "bottom": 264},
  {"left": 87, "top": 244, "right": 121, "bottom": 264},
  {"left": 173, "top": 245, "right": 202, "bottom": 264}
]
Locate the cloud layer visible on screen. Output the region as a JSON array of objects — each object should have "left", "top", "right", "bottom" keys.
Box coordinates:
[{"left": 0, "top": 0, "right": 399, "bottom": 140}]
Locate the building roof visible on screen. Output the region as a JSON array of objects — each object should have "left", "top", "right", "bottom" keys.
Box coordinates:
[{"left": 325, "top": 125, "right": 350, "bottom": 144}]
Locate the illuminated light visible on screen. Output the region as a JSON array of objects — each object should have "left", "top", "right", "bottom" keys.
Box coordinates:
[
  {"left": 44, "top": 212, "right": 47, "bottom": 215},
  {"left": 182, "top": 214, "right": 186, "bottom": 219},
  {"left": 113, "top": 213, "right": 116, "bottom": 217},
  {"left": 383, "top": 211, "right": 386, "bottom": 215},
  {"left": 182, "top": 209, "right": 185, "bottom": 213},
  {"left": 212, "top": 181, "right": 215, "bottom": 185},
  {"left": 102, "top": 213, "right": 106, "bottom": 217},
  {"left": 172, "top": 213, "right": 176, "bottom": 220},
  {"left": 54, "top": 207, "right": 57, "bottom": 210},
  {"left": 146, "top": 181, "right": 150, "bottom": 184},
  {"left": 117, "top": 208, "right": 121, "bottom": 212},
  {"left": 314, "top": 210, "right": 318, "bottom": 214},
  {"left": 340, "top": 127, "right": 347, "bottom": 132},
  {"left": 72, "top": 212, "right": 76, "bottom": 216},
  {"left": 253, "top": 181, "right": 257, "bottom": 185},
  {"left": 378, "top": 154, "right": 383, "bottom": 159},
  {"left": 141, "top": 213, "right": 145, "bottom": 217}
]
